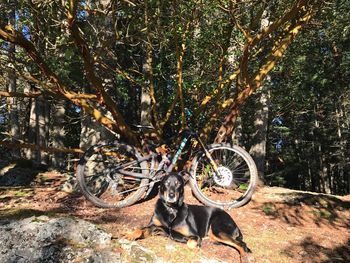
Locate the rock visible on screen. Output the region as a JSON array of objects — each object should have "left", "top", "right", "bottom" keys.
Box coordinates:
[
  {"left": 118, "top": 238, "right": 227, "bottom": 263},
  {"left": 0, "top": 216, "right": 121, "bottom": 263},
  {"left": 0, "top": 216, "right": 229, "bottom": 263},
  {"left": 119, "top": 238, "right": 163, "bottom": 263}
]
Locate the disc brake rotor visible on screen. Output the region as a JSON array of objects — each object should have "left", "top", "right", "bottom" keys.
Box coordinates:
[{"left": 213, "top": 166, "right": 233, "bottom": 187}]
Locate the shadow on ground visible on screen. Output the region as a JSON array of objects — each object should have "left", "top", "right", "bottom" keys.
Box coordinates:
[
  {"left": 255, "top": 191, "right": 350, "bottom": 228},
  {"left": 0, "top": 159, "right": 47, "bottom": 187},
  {"left": 283, "top": 236, "right": 350, "bottom": 263}
]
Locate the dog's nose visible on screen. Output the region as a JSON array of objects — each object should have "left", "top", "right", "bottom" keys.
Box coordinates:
[{"left": 169, "top": 192, "right": 175, "bottom": 199}]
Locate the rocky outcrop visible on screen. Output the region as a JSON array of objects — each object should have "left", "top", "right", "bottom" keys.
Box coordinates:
[
  {"left": 0, "top": 216, "right": 226, "bottom": 263},
  {"left": 0, "top": 216, "right": 120, "bottom": 263}
]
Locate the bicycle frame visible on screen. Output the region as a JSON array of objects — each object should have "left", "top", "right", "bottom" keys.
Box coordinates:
[
  {"left": 111, "top": 127, "right": 221, "bottom": 190},
  {"left": 165, "top": 129, "right": 192, "bottom": 173},
  {"left": 166, "top": 129, "right": 220, "bottom": 172},
  {"left": 112, "top": 131, "right": 192, "bottom": 179}
]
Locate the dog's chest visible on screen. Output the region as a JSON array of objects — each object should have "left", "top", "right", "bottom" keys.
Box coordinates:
[
  {"left": 154, "top": 202, "right": 180, "bottom": 227},
  {"left": 158, "top": 208, "right": 177, "bottom": 227}
]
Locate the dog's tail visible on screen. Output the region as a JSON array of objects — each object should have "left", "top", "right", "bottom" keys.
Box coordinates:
[
  {"left": 239, "top": 239, "right": 252, "bottom": 253},
  {"left": 244, "top": 243, "right": 252, "bottom": 253}
]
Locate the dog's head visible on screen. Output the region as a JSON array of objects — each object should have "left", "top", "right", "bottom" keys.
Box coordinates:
[{"left": 159, "top": 173, "right": 185, "bottom": 206}]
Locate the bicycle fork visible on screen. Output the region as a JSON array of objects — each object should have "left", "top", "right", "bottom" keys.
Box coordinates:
[{"left": 196, "top": 136, "right": 220, "bottom": 172}]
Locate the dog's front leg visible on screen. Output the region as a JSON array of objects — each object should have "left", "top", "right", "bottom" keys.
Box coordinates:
[
  {"left": 126, "top": 225, "right": 153, "bottom": 240},
  {"left": 126, "top": 218, "right": 168, "bottom": 241},
  {"left": 170, "top": 230, "right": 202, "bottom": 249}
]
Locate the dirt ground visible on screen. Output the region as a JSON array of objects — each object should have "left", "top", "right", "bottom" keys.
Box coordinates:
[{"left": 0, "top": 169, "right": 349, "bottom": 263}]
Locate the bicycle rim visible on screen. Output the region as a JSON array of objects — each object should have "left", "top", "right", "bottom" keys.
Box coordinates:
[
  {"left": 77, "top": 143, "right": 149, "bottom": 208},
  {"left": 190, "top": 144, "right": 257, "bottom": 209}
]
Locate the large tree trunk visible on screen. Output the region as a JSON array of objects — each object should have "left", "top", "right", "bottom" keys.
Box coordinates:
[
  {"left": 50, "top": 99, "right": 66, "bottom": 169},
  {"left": 248, "top": 10, "right": 271, "bottom": 182},
  {"left": 36, "top": 95, "right": 50, "bottom": 165},
  {"left": 336, "top": 104, "right": 349, "bottom": 194},
  {"left": 78, "top": 79, "right": 116, "bottom": 150},
  {"left": 25, "top": 87, "right": 50, "bottom": 165},
  {"left": 215, "top": 106, "right": 240, "bottom": 143},
  {"left": 249, "top": 89, "right": 270, "bottom": 181},
  {"left": 7, "top": 4, "right": 20, "bottom": 158},
  {"left": 140, "top": 1, "right": 153, "bottom": 127},
  {"left": 7, "top": 44, "right": 20, "bottom": 158},
  {"left": 25, "top": 85, "right": 37, "bottom": 160}
]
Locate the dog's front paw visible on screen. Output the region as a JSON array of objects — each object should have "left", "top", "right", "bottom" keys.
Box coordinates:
[
  {"left": 125, "top": 229, "right": 143, "bottom": 240},
  {"left": 242, "top": 254, "right": 255, "bottom": 263},
  {"left": 186, "top": 239, "right": 198, "bottom": 249}
]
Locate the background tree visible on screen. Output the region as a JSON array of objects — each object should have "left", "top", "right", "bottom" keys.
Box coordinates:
[
  {"left": 261, "top": 0, "right": 350, "bottom": 194},
  {"left": 1, "top": 0, "right": 348, "bottom": 196}
]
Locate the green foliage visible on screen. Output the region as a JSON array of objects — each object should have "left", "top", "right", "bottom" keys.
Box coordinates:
[
  {"left": 261, "top": 1, "right": 350, "bottom": 195},
  {"left": 262, "top": 203, "right": 277, "bottom": 216},
  {"left": 1, "top": 0, "right": 348, "bottom": 194}
]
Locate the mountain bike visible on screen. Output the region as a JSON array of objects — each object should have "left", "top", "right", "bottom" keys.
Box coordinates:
[{"left": 76, "top": 121, "right": 258, "bottom": 210}]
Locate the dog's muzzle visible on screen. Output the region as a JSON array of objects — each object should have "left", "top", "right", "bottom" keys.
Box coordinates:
[{"left": 164, "top": 190, "right": 178, "bottom": 203}]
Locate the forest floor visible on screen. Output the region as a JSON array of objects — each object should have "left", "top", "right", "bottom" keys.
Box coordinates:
[{"left": 0, "top": 163, "right": 349, "bottom": 263}]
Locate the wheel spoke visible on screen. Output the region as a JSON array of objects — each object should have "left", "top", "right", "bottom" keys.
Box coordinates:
[
  {"left": 190, "top": 145, "right": 257, "bottom": 208},
  {"left": 77, "top": 143, "right": 150, "bottom": 208}
]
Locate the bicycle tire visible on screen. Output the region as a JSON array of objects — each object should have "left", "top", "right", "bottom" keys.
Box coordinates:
[
  {"left": 76, "top": 143, "right": 149, "bottom": 208},
  {"left": 189, "top": 143, "right": 257, "bottom": 209}
]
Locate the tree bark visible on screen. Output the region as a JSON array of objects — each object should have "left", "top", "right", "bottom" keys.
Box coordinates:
[
  {"left": 25, "top": 85, "right": 38, "bottom": 160},
  {"left": 231, "top": 115, "right": 243, "bottom": 146},
  {"left": 248, "top": 11, "right": 271, "bottom": 181},
  {"left": 0, "top": 141, "right": 83, "bottom": 154},
  {"left": 50, "top": 99, "right": 66, "bottom": 169},
  {"left": 7, "top": 4, "right": 20, "bottom": 158},
  {"left": 140, "top": 1, "right": 154, "bottom": 127},
  {"left": 140, "top": 43, "right": 152, "bottom": 126},
  {"left": 249, "top": 89, "right": 269, "bottom": 180},
  {"left": 35, "top": 95, "right": 50, "bottom": 165}
]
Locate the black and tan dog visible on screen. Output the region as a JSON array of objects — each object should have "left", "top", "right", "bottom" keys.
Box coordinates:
[{"left": 127, "top": 172, "right": 251, "bottom": 263}]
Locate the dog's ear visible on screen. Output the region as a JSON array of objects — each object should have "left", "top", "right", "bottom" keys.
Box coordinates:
[{"left": 179, "top": 171, "right": 191, "bottom": 184}]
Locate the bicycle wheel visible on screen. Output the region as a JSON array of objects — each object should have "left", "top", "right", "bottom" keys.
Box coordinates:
[
  {"left": 76, "top": 143, "right": 150, "bottom": 208},
  {"left": 189, "top": 143, "right": 257, "bottom": 209}
]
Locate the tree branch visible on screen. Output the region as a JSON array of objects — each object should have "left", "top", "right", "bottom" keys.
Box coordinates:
[
  {"left": 0, "top": 25, "right": 118, "bottom": 132},
  {"left": 0, "top": 91, "right": 41, "bottom": 98},
  {"left": 0, "top": 90, "right": 98, "bottom": 100},
  {"left": 159, "top": 3, "right": 196, "bottom": 130},
  {"left": 213, "top": 2, "right": 318, "bottom": 143},
  {"left": 66, "top": 0, "right": 139, "bottom": 145},
  {"left": 0, "top": 141, "right": 83, "bottom": 154}
]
